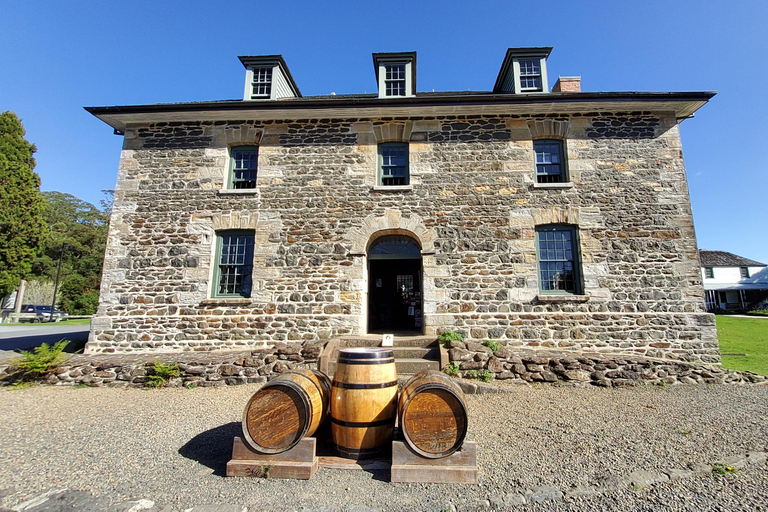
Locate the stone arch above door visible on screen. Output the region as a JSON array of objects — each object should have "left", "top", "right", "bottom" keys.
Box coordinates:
[{"left": 346, "top": 209, "right": 437, "bottom": 255}]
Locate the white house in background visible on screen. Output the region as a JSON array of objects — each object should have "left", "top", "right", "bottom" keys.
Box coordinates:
[{"left": 699, "top": 250, "right": 768, "bottom": 311}]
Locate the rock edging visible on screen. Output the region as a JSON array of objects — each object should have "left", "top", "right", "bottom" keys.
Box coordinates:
[
  {"left": 0, "top": 341, "right": 324, "bottom": 388},
  {"left": 448, "top": 344, "right": 766, "bottom": 387}
]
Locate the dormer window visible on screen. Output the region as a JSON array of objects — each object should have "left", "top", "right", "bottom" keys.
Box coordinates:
[
  {"left": 373, "top": 52, "right": 416, "bottom": 98},
  {"left": 251, "top": 67, "right": 273, "bottom": 98},
  {"left": 239, "top": 55, "right": 301, "bottom": 101},
  {"left": 493, "top": 47, "right": 552, "bottom": 94},
  {"left": 518, "top": 59, "right": 542, "bottom": 91},
  {"left": 385, "top": 64, "right": 407, "bottom": 96}
]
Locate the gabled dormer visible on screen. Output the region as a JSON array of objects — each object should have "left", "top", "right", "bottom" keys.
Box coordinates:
[
  {"left": 373, "top": 52, "right": 417, "bottom": 99},
  {"left": 238, "top": 55, "right": 301, "bottom": 101},
  {"left": 493, "top": 47, "right": 552, "bottom": 94}
]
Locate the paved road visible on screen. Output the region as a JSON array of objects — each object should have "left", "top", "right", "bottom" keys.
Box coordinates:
[{"left": 0, "top": 324, "right": 89, "bottom": 358}]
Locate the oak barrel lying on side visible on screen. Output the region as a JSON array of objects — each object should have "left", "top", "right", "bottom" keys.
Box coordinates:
[
  {"left": 331, "top": 348, "right": 398, "bottom": 459},
  {"left": 242, "top": 369, "right": 330, "bottom": 454},
  {"left": 398, "top": 370, "right": 468, "bottom": 458}
]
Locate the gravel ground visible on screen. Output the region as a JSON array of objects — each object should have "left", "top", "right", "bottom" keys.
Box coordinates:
[{"left": 0, "top": 382, "right": 766, "bottom": 511}]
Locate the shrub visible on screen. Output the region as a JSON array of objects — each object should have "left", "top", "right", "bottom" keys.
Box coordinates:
[
  {"left": 444, "top": 363, "right": 460, "bottom": 377},
  {"left": 478, "top": 369, "right": 494, "bottom": 383},
  {"left": 464, "top": 369, "right": 478, "bottom": 379},
  {"left": 7, "top": 340, "right": 70, "bottom": 385},
  {"left": 145, "top": 360, "right": 180, "bottom": 388},
  {"left": 484, "top": 340, "right": 500, "bottom": 352},
  {"left": 437, "top": 330, "right": 464, "bottom": 348}
]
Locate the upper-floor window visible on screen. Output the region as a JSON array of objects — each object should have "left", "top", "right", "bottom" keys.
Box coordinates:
[
  {"left": 214, "top": 230, "right": 254, "bottom": 298},
  {"left": 740, "top": 267, "right": 750, "bottom": 279},
  {"left": 385, "top": 64, "right": 407, "bottom": 96},
  {"left": 534, "top": 140, "right": 567, "bottom": 183},
  {"left": 251, "top": 67, "right": 273, "bottom": 98},
  {"left": 229, "top": 146, "right": 258, "bottom": 189},
  {"left": 518, "top": 59, "right": 542, "bottom": 91},
  {"left": 536, "top": 225, "right": 581, "bottom": 295},
  {"left": 704, "top": 267, "right": 714, "bottom": 279},
  {"left": 378, "top": 142, "right": 409, "bottom": 186}
]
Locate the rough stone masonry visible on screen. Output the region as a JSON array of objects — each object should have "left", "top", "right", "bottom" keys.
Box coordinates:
[{"left": 86, "top": 109, "right": 717, "bottom": 363}]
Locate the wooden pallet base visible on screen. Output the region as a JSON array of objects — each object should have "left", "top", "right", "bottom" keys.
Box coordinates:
[
  {"left": 390, "top": 441, "right": 478, "bottom": 484},
  {"left": 226, "top": 436, "right": 318, "bottom": 479}
]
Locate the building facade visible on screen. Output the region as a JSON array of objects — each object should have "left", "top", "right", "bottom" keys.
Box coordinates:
[
  {"left": 700, "top": 250, "right": 768, "bottom": 311},
  {"left": 86, "top": 48, "right": 719, "bottom": 363}
]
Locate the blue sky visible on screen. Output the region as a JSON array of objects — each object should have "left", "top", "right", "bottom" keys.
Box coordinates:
[{"left": 2, "top": 1, "right": 767, "bottom": 264}]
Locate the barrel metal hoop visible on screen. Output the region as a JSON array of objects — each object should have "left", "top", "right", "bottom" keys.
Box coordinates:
[
  {"left": 337, "top": 349, "right": 395, "bottom": 359},
  {"left": 333, "top": 445, "right": 384, "bottom": 458},
  {"left": 332, "top": 380, "right": 398, "bottom": 390},
  {"left": 330, "top": 416, "right": 396, "bottom": 428},
  {"left": 336, "top": 357, "right": 395, "bottom": 365}
]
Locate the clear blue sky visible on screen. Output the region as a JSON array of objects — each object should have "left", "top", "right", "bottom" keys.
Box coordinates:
[{"left": 2, "top": 1, "right": 766, "bottom": 264}]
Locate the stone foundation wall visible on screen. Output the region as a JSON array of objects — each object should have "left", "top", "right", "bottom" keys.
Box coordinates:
[
  {"left": 0, "top": 341, "right": 324, "bottom": 388},
  {"left": 448, "top": 345, "right": 764, "bottom": 387},
  {"left": 89, "top": 111, "right": 717, "bottom": 363}
]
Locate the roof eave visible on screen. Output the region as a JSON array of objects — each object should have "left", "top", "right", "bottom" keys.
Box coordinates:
[{"left": 85, "top": 91, "right": 716, "bottom": 133}]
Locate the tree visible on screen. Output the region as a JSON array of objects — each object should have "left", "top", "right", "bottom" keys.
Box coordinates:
[
  {"left": 0, "top": 112, "right": 46, "bottom": 297},
  {"left": 30, "top": 191, "right": 108, "bottom": 315}
]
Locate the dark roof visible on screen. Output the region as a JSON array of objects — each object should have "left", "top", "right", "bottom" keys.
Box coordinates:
[{"left": 699, "top": 250, "right": 766, "bottom": 267}]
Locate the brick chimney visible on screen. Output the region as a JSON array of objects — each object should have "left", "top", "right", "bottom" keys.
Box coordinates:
[{"left": 552, "top": 76, "right": 581, "bottom": 92}]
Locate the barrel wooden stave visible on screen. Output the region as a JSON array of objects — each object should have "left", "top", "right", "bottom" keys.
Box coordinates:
[
  {"left": 398, "top": 370, "right": 468, "bottom": 459},
  {"left": 242, "top": 369, "right": 329, "bottom": 454},
  {"left": 331, "top": 348, "right": 398, "bottom": 459}
]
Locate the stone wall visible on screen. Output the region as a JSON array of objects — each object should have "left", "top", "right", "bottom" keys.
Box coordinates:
[
  {"left": 447, "top": 344, "right": 764, "bottom": 387},
  {"left": 89, "top": 111, "right": 718, "bottom": 363}
]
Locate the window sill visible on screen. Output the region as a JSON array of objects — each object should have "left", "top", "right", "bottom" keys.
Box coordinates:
[
  {"left": 536, "top": 294, "right": 590, "bottom": 303},
  {"left": 217, "top": 189, "right": 259, "bottom": 195},
  {"left": 372, "top": 185, "right": 413, "bottom": 192},
  {"left": 532, "top": 182, "right": 574, "bottom": 189},
  {"left": 200, "top": 298, "right": 252, "bottom": 306}
]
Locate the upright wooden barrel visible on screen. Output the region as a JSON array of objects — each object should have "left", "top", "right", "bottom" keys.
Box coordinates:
[
  {"left": 331, "top": 348, "right": 398, "bottom": 459},
  {"left": 241, "top": 369, "right": 330, "bottom": 454},
  {"left": 398, "top": 370, "right": 468, "bottom": 458}
]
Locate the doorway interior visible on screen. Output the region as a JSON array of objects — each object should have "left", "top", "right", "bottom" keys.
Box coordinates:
[{"left": 367, "top": 235, "right": 423, "bottom": 334}]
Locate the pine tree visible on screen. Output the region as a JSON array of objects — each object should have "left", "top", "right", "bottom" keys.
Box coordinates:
[{"left": 0, "top": 112, "right": 46, "bottom": 297}]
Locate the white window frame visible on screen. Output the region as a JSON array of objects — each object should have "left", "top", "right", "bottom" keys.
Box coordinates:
[
  {"left": 378, "top": 60, "right": 414, "bottom": 98},
  {"left": 512, "top": 57, "right": 548, "bottom": 93}
]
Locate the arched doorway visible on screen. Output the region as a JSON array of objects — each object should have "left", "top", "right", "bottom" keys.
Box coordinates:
[{"left": 367, "top": 234, "right": 423, "bottom": 334}]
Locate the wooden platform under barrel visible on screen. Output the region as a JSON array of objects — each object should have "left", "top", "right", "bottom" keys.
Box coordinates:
[{"left": 242, "top": 369, "right": 330, "bottom": 454}]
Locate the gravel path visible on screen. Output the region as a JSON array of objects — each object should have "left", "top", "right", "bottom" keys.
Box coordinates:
[{"left": 0, "top": 382, "right": 766, "bottom": 511}]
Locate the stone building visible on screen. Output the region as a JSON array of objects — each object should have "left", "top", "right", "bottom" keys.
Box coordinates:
[{"left": 86, "top": 47, "right": 719, "bottom": 363}]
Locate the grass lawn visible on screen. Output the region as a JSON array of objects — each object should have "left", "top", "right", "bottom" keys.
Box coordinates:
[
  {"left": 0, "top": 318, "right": 92, "bottom": 327},
  {"left": 717, "top": 315, "right": 768, "bottom": 375}
]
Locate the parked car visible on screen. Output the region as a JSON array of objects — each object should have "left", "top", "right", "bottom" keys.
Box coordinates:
[{"left": 19, "top": 305, "right": 69, "bottom": 323}]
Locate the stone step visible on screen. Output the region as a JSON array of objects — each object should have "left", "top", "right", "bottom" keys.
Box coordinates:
[
  {"left": 337, "top": 335, "right": 438, "bottom": 348},
  {"left": 328, "top": 357, "right": 440, "bottom": 376},
  {"left": 390, "top": 346, "right": 439, "bottom": 359}
]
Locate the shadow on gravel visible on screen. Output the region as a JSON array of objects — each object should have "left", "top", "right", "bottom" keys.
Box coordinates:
[
  {"left": 179, "top": 421, "right": 242, "bottom": 477},
  {"left": 179, "top": 422, "right": 390, "bottom": 482}
]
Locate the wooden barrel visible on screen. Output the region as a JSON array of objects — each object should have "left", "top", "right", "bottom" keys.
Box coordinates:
[
  {"left": 241, "top": 369, "right": 330, "bottom": 454},
  {"left": 331, "top": 348, "right": 398, "bottom": 459},
  {"left": 398, "top": 370, "right": 468, "bottom": 458}
]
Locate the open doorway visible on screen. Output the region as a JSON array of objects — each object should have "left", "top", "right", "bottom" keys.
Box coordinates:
[{"left": 367, "top": 235, "right": 422, "bottom": 334}]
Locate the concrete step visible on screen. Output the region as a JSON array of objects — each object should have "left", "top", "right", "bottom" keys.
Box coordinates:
[{"left": 328, "top": 358, "right": 440, "bottom": 376}]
